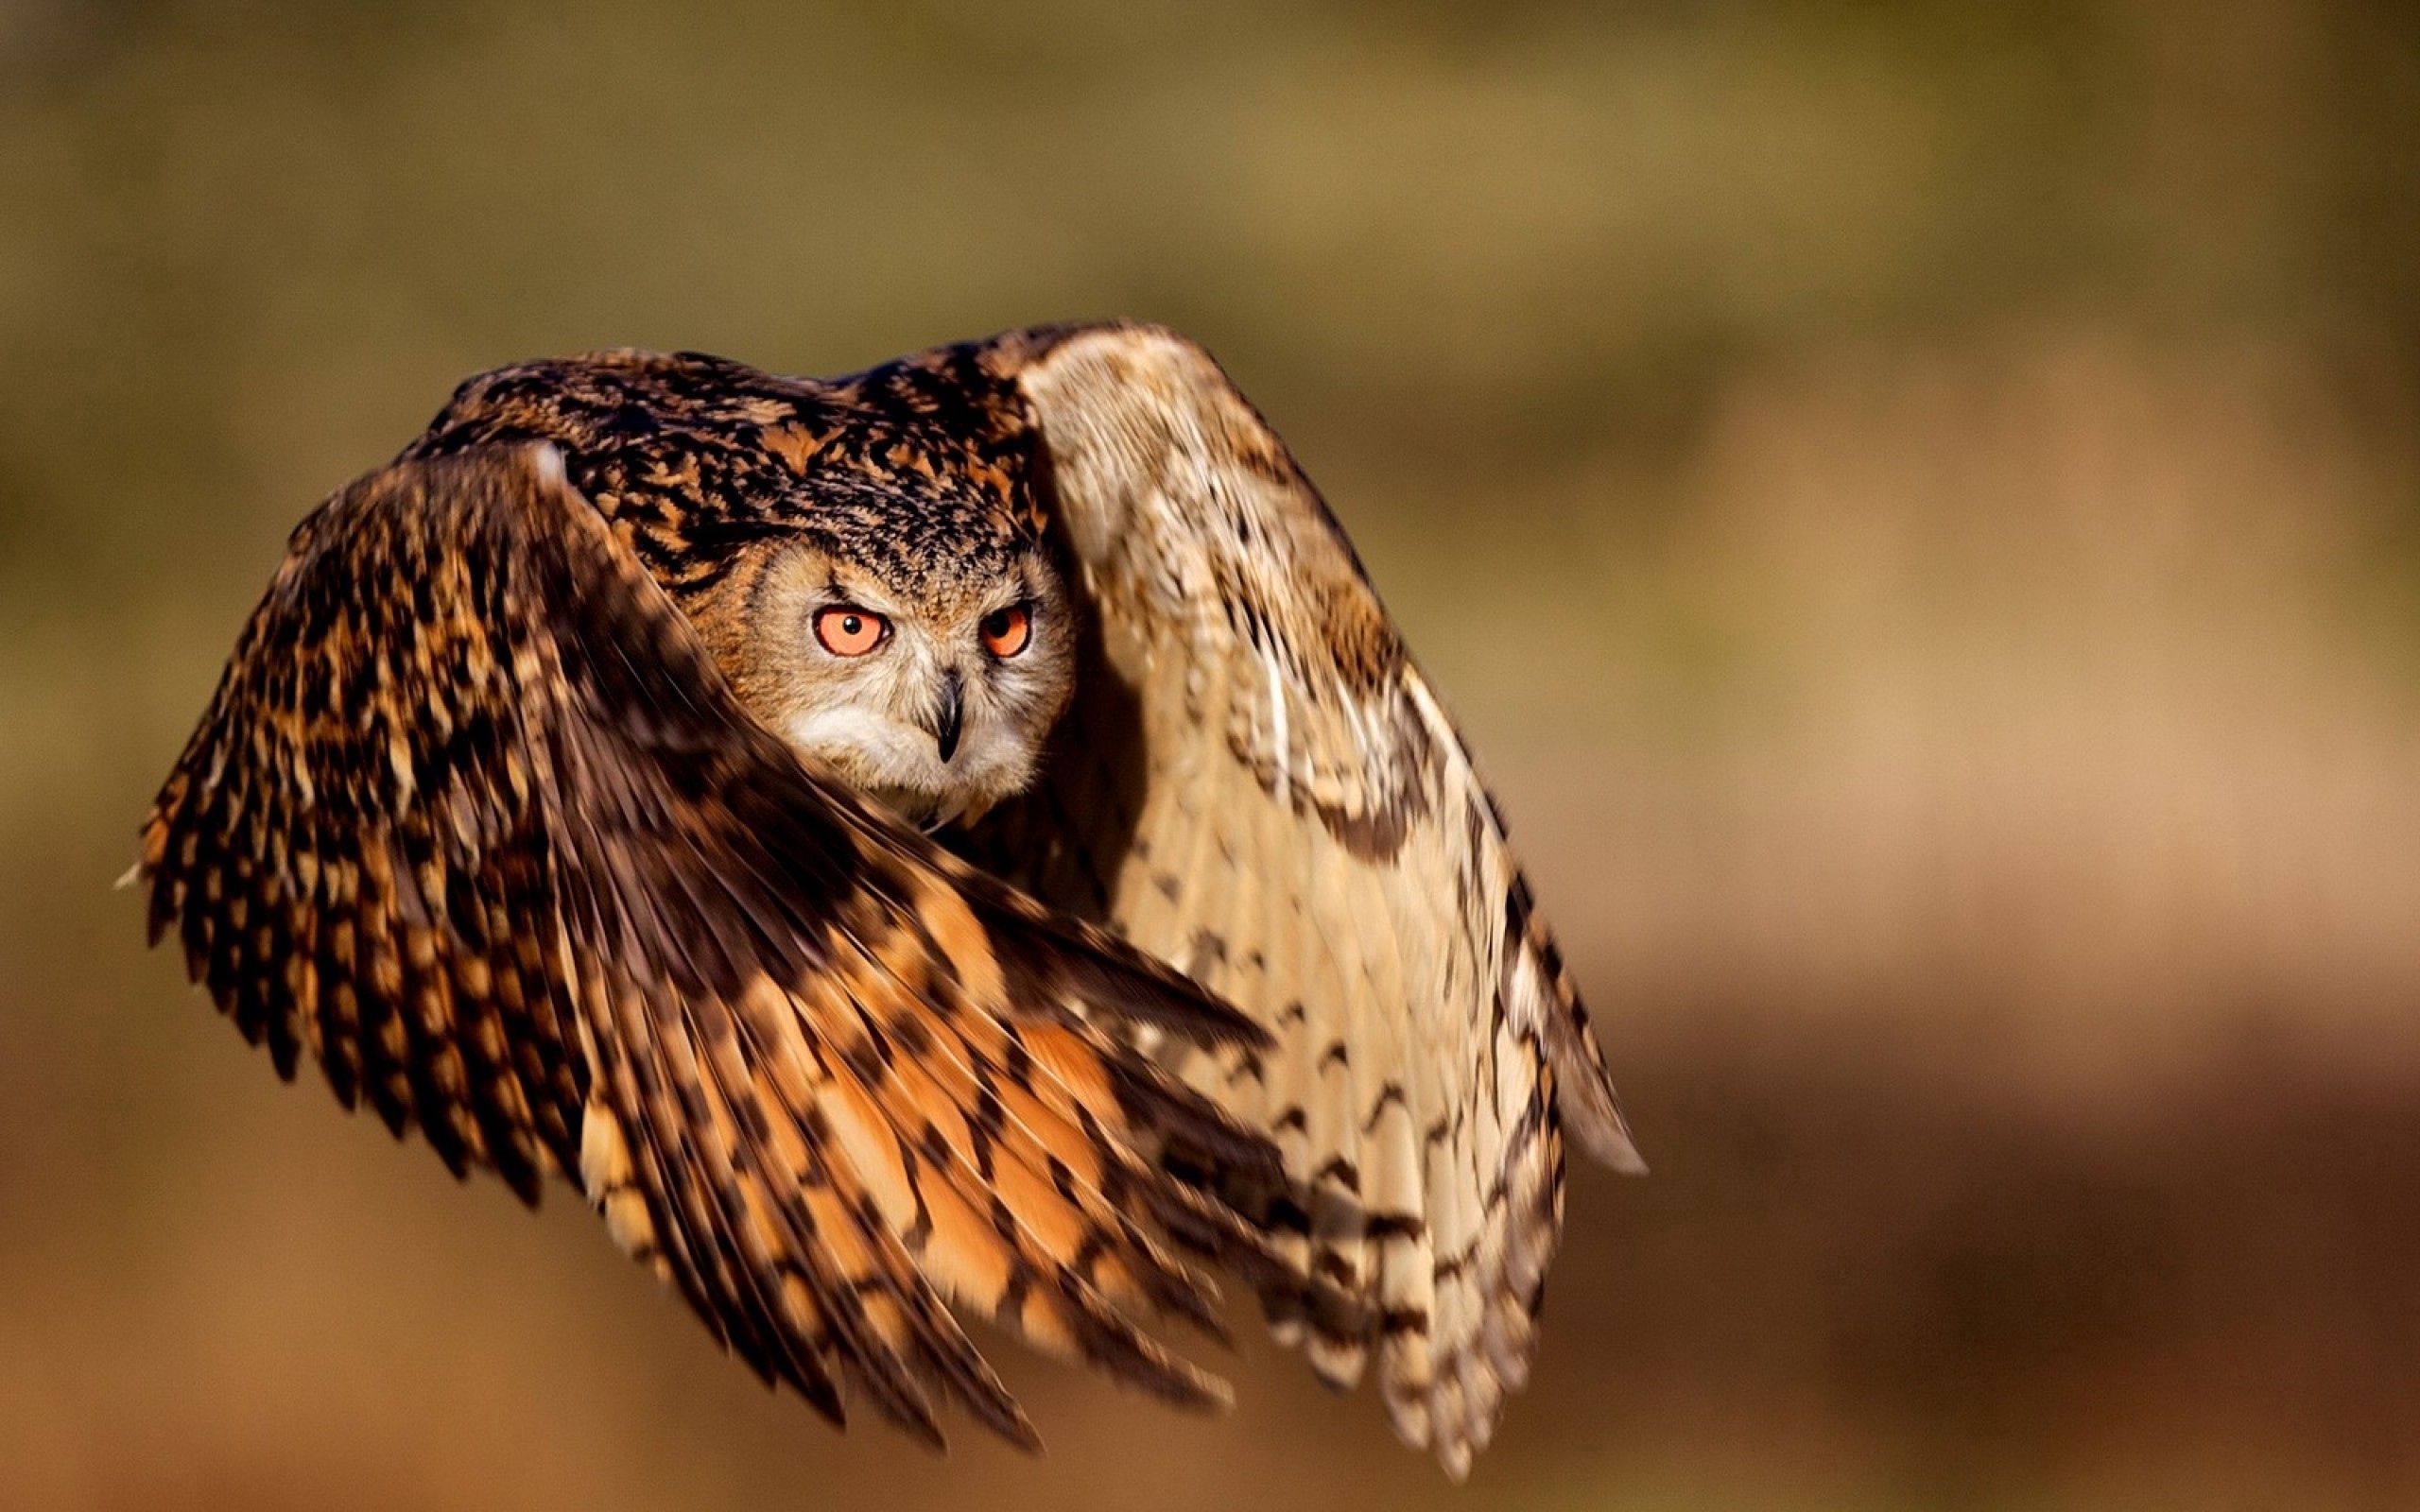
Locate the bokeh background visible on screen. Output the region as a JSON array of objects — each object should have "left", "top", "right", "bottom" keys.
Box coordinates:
[{"left": 4, "top": 3, "right": 2416, "bottom": 1508}]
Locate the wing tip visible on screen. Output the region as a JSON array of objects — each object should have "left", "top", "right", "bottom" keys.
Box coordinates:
[
  {"left": 1557, "top": 1064, "right": 1649, "bottom": 1175},
  {"left": 1591, "top": 1125, "right": 1651, "bottom": 1177}
]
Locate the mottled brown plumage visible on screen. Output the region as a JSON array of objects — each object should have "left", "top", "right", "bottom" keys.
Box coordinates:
[{"left": 138, "top": 321, "right": 1639, "bottom": 1475}]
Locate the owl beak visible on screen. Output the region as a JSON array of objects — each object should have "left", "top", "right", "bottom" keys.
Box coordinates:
[{"left": 931, "top": 670, "right": 964, "bottom": 764}]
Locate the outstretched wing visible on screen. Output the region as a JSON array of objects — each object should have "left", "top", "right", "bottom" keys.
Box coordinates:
[
  {"left": 946, "top": 323, "right": 1645, "bottom": 1477},
  {"left": 138, "top": 442, "right": 1291, "bottom": 1450}
]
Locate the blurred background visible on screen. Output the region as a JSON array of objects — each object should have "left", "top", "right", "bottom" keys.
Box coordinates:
[{"left": 3, "top": 2, "right": 2416, "bottom": 1508}]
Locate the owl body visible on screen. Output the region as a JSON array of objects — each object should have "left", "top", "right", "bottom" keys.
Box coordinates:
[{"left": 139, "top": 323, "right": 1638, "bottom": 1477}]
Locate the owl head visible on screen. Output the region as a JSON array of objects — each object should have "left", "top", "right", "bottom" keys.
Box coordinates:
[{"left": 677, "top": 483, "right": 1077, "bottom": 830}]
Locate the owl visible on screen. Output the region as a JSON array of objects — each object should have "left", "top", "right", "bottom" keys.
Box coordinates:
[{"left": 137, "top": 322, "right": 1642, "bottom": 1478}]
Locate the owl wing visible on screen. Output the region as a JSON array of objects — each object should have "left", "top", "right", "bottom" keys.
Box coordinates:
[
  {"left": 943, "top": 323, "right": 1645, "bottom": 1478},
  {"left": 138, "top": 442, "right": 1297, "bottom": 1450}
]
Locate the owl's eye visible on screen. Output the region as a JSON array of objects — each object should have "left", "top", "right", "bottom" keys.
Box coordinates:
[
  {"left": 813, "top": 606, "right": 889, "bottom": 657},
  {"left": 979, "top": 603, "right": 1033, "bottom": 659}
]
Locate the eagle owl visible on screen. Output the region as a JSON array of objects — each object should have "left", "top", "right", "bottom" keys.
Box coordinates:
[{"left": 137, "top": 323, "right": 1642, "bottom": 1478}]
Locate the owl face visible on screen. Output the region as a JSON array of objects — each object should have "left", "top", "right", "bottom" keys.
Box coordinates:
[{"left": 691, "top": 531, "right": 1076, "bottom": 829}]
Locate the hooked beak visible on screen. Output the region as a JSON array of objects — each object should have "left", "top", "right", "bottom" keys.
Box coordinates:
[{"left": 931, "top": 670, "right": 964, "bottom": 764}]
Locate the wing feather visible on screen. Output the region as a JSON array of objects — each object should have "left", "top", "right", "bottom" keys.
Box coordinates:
[
  {"left": 138, "top": 442, "right": 1287, "bottom": 1449},
  {"left": 951, "top": 322, "right": 1644, "bottom": 1475}
]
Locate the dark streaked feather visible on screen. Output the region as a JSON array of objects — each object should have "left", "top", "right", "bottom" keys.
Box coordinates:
[{"left": 139, "top": 442, "right": 1283, "bottom": 1449}]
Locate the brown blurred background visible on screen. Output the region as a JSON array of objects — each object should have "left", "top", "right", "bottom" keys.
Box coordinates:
[{"left": 4, "top": 2, "right": 2417, "bottom": 1508}]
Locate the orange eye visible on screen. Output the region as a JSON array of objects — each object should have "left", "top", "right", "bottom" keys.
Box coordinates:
[
  {"left": 814, "top": 606, "right": 888, "bottom": 657},
  {"left": 979, "top": 603, "right": 1032, "bottom": 659}
]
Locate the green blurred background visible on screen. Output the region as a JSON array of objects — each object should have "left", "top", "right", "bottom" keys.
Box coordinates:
[{"left": 4, "top": 2, "right": 2417, "bottom": 1508}]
